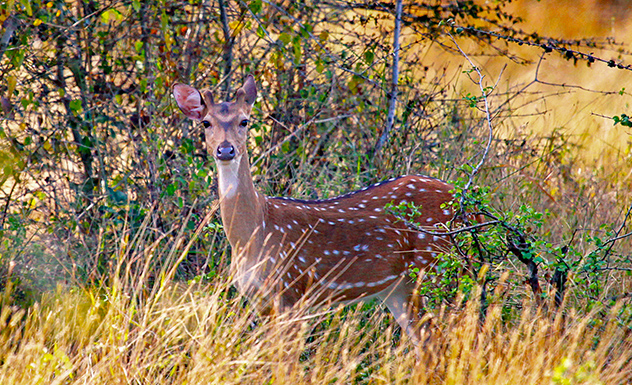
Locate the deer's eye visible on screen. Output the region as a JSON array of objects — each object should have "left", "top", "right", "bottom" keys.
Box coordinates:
[
  {"left": 202, "top": 120, "right": 211, "bottom": 128},
  {"left": 239, "top": 119, "right": 249, "bottom": 128}
]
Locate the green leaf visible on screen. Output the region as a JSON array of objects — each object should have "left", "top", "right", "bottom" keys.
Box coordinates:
[
  {"left": 69, "top": 99, "right": 82, "bottom": 115},
  {"left": 256, "top": 25, "right": 266, "bottom": 39},
  {"left": 166, "top": 183, "right": 176, "bottom": 196},
  {"left": 278, "top": 32, "right": 291, "bottom": 46},
  {"left": 248, "top": 0, "right": 262, "bottom": 14},
  {"left": 364, "top": 50, "right": 374, "bottom": 65}
]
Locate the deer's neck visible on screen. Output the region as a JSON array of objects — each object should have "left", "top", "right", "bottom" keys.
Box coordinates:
[{"left": 216, "top": 155, "right": 266, "bottom": 255}]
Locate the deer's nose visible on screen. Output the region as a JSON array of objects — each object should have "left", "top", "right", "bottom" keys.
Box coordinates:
[{"left": 216, "top": 141, "right": 236, "bottom": 161}]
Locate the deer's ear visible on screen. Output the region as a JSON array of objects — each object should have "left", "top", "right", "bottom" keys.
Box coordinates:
[
  {"left": 202, "top": 90, "right": 215, "bottom": 106},
  {"left": 172, "top": 83, "right": 206, "bottom": 120},
  {"left": 234, "top": 75, "right": 257, "bottom": 106}
]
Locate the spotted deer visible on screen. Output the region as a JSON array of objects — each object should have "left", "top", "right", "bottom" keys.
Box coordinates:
[{"left": 172, "top": 75, "right": 456, "bottom": 344}]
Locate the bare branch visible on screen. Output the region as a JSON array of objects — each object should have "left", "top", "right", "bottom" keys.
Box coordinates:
[{"left": 375, "top": 0, "right": 402, "bottom": 152}]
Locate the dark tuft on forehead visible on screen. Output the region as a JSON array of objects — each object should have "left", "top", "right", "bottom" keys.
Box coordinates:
[{"left": 219, "top": 103, "right": 229, "bottom": 115}]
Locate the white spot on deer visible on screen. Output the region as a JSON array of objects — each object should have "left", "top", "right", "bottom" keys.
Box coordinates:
[
  {"left": 376, "top": 236, "right": 383, "bottom": 240},
  {"left": 273, "top": 204, "right": 279, "bottom": 208},
  {"left": 357, "top": 218, "right": 365, "bottom": 222},
  {"left": 369, "top": 215, "right": 378, "bottom": 219},
  {"left": 280, "top": 228, "right": 285, "bottom": 233},
  {"left": 407, "top": 184, "right": 416, "bottom": 190},
  {"left": 431, "top": 253, "right": 437, "bottom": 258},
  {"left": 274, "top": 224, "right": 280, "bottom": 231},
  {"left": 293, "top": 220, "right": 299, "bottom": 225},
  {"left": 372, "top": 196, "right": 379, "bottom": 200},
  {"left": 338, "top": 209, "right": 345, "bottom": 213},
  {"left": 433, "top": 235, "right": 441, "bottom": 242},
  {"left": 290, "top": 242, "right": 296, "bottom": 248},
  {"left": 426, "top": 246, "right": 433, "bottom": 251},
  {"left": 348, "top": 220, "right": 355, "bottom": 224},
  {"left": 377, "top": 228, "right": 386, "bottom": 233},
  {"left": 328, "top": 221, "right": 335, "bottom": 225},
  {"left": 365, "top": 232, "right": 372, "bottom": 236},
  {"left": 269, "top": 257, "right": 276, "bottom": 264},
  {"left": 361, "top": 199, "right": 369, "bottom": 203},
  {"left": 283, "top": 281, "right": 289, "bottom": 288},
  {"left": 307, "top": 240, "right": 313, "bottom": 244},
  {"left": 353, "top": 244, "right": 362, "bottom": 251},
  {"left": 419, "top": 188, "right": 427, "bottom": 192},
  {"left": 405, "top": 192, "right": 413, "bottom": 197},
  {"left": 426, "top": 217, "right": 433, "bottom": 222},
  {"left": 374, "top": 208, "right": 382, "bottom": 212},
  {"left": 324, "top": 250, "right": 330, "bottom": 255},
  {"left": 443, "top": 209, "right": 451, "bottom": 216},
  {"left": 387, "top": 244, "right": 394, "bottom": 248},
  {"left": 366, "top": 275, "right": 398, "bottom": 288},
  {"left": 418, "top": 233, "right": 426, "bottom": 239},
  {"left": 400, "top": 200, "right": 408, "bottom": 205},
  {"left": 362, "top": 244, "right": 370, "bottom": 251},
  {"left": 338, "top": 218, "right": 345, "bottom": 222},
  {"left": 354, "top": 281, "right": 366, "bottom": 288},
  {"left": 375, "top": 254, "right": 384, "bottom": 259},
  {"left": 435, "top": 189, "right": 443, "bottom": 193},
  {"left": 343, "top": 251, "right": 351, "bottom": 255},
  {"left": 416, "top": 256, "right": 427, "bottom": 264},
  {"left": 333, "top": 250, "right": 340, "bottom": 255}
]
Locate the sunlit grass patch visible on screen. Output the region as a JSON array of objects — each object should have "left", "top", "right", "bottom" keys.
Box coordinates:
[{"left": 1, "top": 263, "right": 631, "bottom": 384}]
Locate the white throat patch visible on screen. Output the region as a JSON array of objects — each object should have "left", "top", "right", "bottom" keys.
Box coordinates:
[{"left": 217, "top": 155, "right": 241, "bottom": 199}]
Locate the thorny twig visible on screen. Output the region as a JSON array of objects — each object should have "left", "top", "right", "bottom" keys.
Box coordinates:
[{"left": 447, "top": 32, "right": 494, "bottom": 204}]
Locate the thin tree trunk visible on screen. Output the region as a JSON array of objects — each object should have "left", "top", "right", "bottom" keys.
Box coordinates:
[
  {"left": 218, "top": 0, "right": 233, "bottom": 98},
  {"left": 375, "top": 0, "right": 402, "bottom": 152}
]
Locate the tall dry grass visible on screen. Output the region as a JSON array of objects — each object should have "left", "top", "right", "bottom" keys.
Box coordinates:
[{"left": 1, "top": 220, "right": 630, "bottom": 385}]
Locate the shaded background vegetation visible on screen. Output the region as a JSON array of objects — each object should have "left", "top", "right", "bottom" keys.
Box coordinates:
[{"left": 1, "top": 0, "right": 632, "bottom": 382}]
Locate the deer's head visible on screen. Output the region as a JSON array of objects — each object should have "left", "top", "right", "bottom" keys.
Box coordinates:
[{"left": 172, "top": 75, "right": 257, "bottom": 166}]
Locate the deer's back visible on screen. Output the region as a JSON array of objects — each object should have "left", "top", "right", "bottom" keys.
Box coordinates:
[{"left": 259, "top": 175, "right": 454, "bottom": 306}]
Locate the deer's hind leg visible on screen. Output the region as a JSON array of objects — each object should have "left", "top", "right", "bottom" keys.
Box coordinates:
[{"left": 377, "top": 276, "right": 426, "bottom": 346}]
